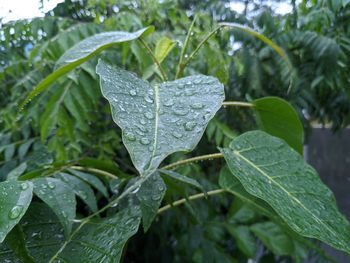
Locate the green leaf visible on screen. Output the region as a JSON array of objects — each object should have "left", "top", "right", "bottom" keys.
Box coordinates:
[
  {"left": 7, "top": 163, "right": 27, "bottom": 180},
  {"left": 32, "top": 178, "right": 76, "bottom": 236},
  {"left": 50, "top": 206, "right": 141, "bottom": 262},
  {"left": 68, "top": 169, "right": 109, "bottom": 198},
  {"left": 0, "top": 202, "right": 65, "bottom": 263},
  {"left": 253, "top": 97, "right": 304, "bottom": 154},
  {"left": 226, "top": 225, "right": 257, "bottom": 258},
  {"left": 220, "top": 130, "right": 350, "bottom": 254},
  {"left": 3, "top": 226, "right": 35, "bottom": 263},
  {"left": 137, "top": 172, "right": 166, "bottom": 231},
  {"left": 20, "top": 26, "right": 154, "bottom": 109},
  {"left": 56, "top": 173, "right": 98, "bottom": 212},
  {"left": 250, "top": 221, "right": 293, "bottom": 256},
  {"left": 96, "top": 60, "right": 225, "bottom": 175},
  {"left": 159, "top": 169, "right": 203, "bottom": 191},
  {"left": 154, "top": 36, "right": 176, "bottom": 63},
  {"left": 0, "top": 180, "right": 33, "bottom": 242}
]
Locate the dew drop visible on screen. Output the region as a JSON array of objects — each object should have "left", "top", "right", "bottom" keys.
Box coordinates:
[
  {"left": 152, "top": 195, "right": 160, "bottom": 201},
  {"left": 172, "top": 131, "right": 183, "bottom": 139},
  {"left": 172, "top": 107, "right": 189, "bottom": 116},
  {"left": 140, "top": 138, "right": 150, "bottom": 145},
  {"left": 144, "top": 112, "right": 154, "bottom": 120},
  {"left": 140, "top": 118, "right": 147, "bottom": 125},
  {"left": 125, "top": 132, "right": 136, "bottom": 141},
  {"left": 48, "top": 181, "right": 55, "bottom": 189},
  {"left": 8, "top": 205, "right": 23, "bottom": 219},
  {"left": 184, "top": 121, "right": 197, "bottom": 131},
  {"left": 191, "top": 103, "right": 204, "bottom": 109},
  {"left": 129, "top": 89, "right": 137, "bottom": 96},
  {"left": 163, "top": 99, "right": 174, "bottom": 107},
  {"left": 144, "top": 94, "right": 154, "bottom": 104},
  {"left": 20, "top": 182, "right": 28, "bottom": 190}
]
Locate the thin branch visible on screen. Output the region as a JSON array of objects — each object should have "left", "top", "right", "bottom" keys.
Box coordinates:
[
  {"left": 157, "top": 189, "right": 226, "bottom": 214},
  {"left": 175, "top": 15, "right": 198, "bottom": 79},
  {"left": 161, "top": 153, "right": 223, "bottom": 170},
  {"left": 176, "top": 25, "right": 223, "bottom": 78},
  {"left": 138, "top": 38, "right": 168, "bottom": 81},
  {"left": 222, "top": 101, "right": 254, "bottom": 108},
  {"left": 70, "top": 165, "right": 118, "bottom": 180}
]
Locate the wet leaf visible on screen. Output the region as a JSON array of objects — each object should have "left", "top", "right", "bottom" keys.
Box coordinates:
[
  {"left": 20, "top": 26, "right": 154, "bottom": 109},
  {"left": 50, "top": 206, "right": 141, "bottom": 262},
  {"left": 97, "top": 60, "right": 225, "bottom": 175},
  {"left": 159, "top": 169, "right": 203, "bottom": 191},
  {"left": 32, "top": 178, "right": 76, "bottom": 236},
  {"left": 0, "top": 180, "right": 33, "bottom": 242},
  {"left": 253, "top": 97, "right": 304, "bottom": 154},
  {"left": 137, "top": 172, "right": 166, "bottom": 231},
  {"left": 220, "top": 130, "right": 350, "bottom": 254}
]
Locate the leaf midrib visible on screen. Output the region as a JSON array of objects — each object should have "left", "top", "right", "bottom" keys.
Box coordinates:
[{"left": 233, "top": 149, "right": 339, "bottom": 240}]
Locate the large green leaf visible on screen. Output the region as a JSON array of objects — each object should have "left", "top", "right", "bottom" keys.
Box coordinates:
[
  {"left": 96, "top": 60, "right": 225, "bottom": 175},
  {"left": 20, "top": 26, "right": 154, "bottom": 109},
  {"left": 0, "top": 203, "right": 65, "bottom": 263},
  {"left": 0, "top": 180, "right": 33, "bottom": 242},
  {"left": 49, "top": 206, "right": 141, "bottom": 263},
  {"left": 220, "top": 130, "right": 350, "bottom": 254},
  {"left": 253, "top": 97, "right": 304, "bottom": 154},
  {"left": 32, "top": 178, "right": 76, "bottom": 236},
  {"left": 137, "top": 172, "right": 166, "bottom": 231}
]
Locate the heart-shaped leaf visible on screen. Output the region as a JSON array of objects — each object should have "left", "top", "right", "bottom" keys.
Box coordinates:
[
  {"left": 220, "top": 130, "right": 350, "bottom": 254},
  {"left": 96, "top": 60, "right": 225, "bottom": 176},
  {"left": 0, "top": 181, "right": 33, "bottom": 242},
  {"left": 20, "top": 26, "right": 154, "bottom": 109}
]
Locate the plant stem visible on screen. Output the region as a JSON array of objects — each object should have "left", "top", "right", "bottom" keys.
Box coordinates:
[
  {"left": 138, "top": 38, "right": 168, "bottom": 81},
  {"left": 175, "top": 15, "right": 198, "bottom": 79},
  {"left": 222, "top": 101, "right": 254, "bottom": 108},
  {"left": 70, "top": 165, "right": 118, "bottom": 180},
  {"left": 176, "top": 25, "right": 223, "bottom": 78},
  {"left": 162, "top": 153, "right": 223, "bottom": 170},
  {"left": 157, "top": 189, "right": 226, "bottom": 214}
]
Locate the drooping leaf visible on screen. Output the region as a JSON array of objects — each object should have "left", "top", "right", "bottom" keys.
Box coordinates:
[
  {"left": 0, "top": 180, "right": 33, "bottom": 242},
  {"left": 0, "top": 203, "right": 65, "bottom": 263},
  {"left": 49, "top": 206, "right": 141, "bottom": 263},
  {"left": 250, "top": 221, "right": 294, "bottom": 256},
  {"left": 154, "top": 36, "right": 176, "bottom": 63},
  {"left": 137, "top": 172, "right": 166, "bottom": 231},
  {"left": 56, "top": 173, "right": 98, "bottom": 212},
  {"left": 68, "top": 169, "right": 108, "bottom": 198},
  {"left": 32, "top": 178, "right": 76, "bottom": 236},
  {"left": 226, "top": 225, "right": 257, "bottom": 258},
  {"left": 159, "top": 169, "right": 203, "bottom": 191},
  {"left": 20, "top": 26, "right": 154, "bottom": 109},
  {"left": 96, "top": 60, "right": 225, "bottom": 176},
  {"left": 220, "top": 130, "right": 350, "bottom": 253},
  {"left": 253, "top": 97, "right": 304, "bottom": 154}
]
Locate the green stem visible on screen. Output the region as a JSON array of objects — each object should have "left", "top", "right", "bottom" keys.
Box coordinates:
[
  {"left": 162, "top": 153, "right": 223, "bottom": 170},
  {"left": 157, "top": 189, "right": 226, "bottom": 214},
  {"left": 176, "top": 25, "right": 223, "bottom": 78},
  {"left": 175, "top": 15, "right": 198, "bottom": 79},
  {"left": 70, "top": 165, "right": 118, "bottom": 180},
  {"left": 222, "top": 101, "right": 254, "bottom": 108},
  {"left": 138, "top": 38, "right": 168, "bottom": 81}
]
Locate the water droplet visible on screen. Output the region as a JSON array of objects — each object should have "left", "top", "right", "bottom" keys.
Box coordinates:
[
  {"left": 129, "top": 89, "right": 137, "bottom": 96},
  {"left": 140, "top": 118, "right": 147, "bottom": 125},
  {"left": 144, "top": 94, "right": 154, "bottom": 104},
  {"left": 8, "top": 205, "right": 23, "bottom": 219},
  {"left": 148, "top": 146, "right": 154, "bottom": 152},
  {"left": 78, "top": 191, "right": 87, "bottom": 199},
  {"left": 191, "top": 103, "right": 204, "bottom": 109},
  {"left": 152, "top": 195, "right": 160, "bottom": 201},
  {"left": 163, "top": 99, "right": 174, "bottom": 107},
  {"left": 48, "top": 181, "right": 55, "bottom": 189},
  {"left": 184, "top": 54, "right": 188, "bottom": 59},
  {"left": 125, "top": 132, "right": 136, "bottom": 141},
  {"left": 172, "top": 106, "right": 189, "bottom": 116},
  {"left": 184, "top": 121, "right": 197, "bottom": 131},
  {"left": 20, "top": 182, "right": 28, "bottom": 190},
  {"left": 172, "top": 131, "right": 183, "bottom": 139},
  {"left": 144, "top": 112, "right": 154, "bottom": 120},
  {"left": 158, "top": 185, "right": 165, "bottom": 191},
  {"left": 140, "top": 138, "right": 150, "bottom": 145}
]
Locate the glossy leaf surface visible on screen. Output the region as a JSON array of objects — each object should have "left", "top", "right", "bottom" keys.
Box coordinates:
[
  {"left": 220, "top": 130, "right": 350, "bottom": 253},
  {"left": 0, "top": 181, "right": 33, "bottom": 242},
  {"left": 97, "top": 60, "right": 225, "bottom": 175}
]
